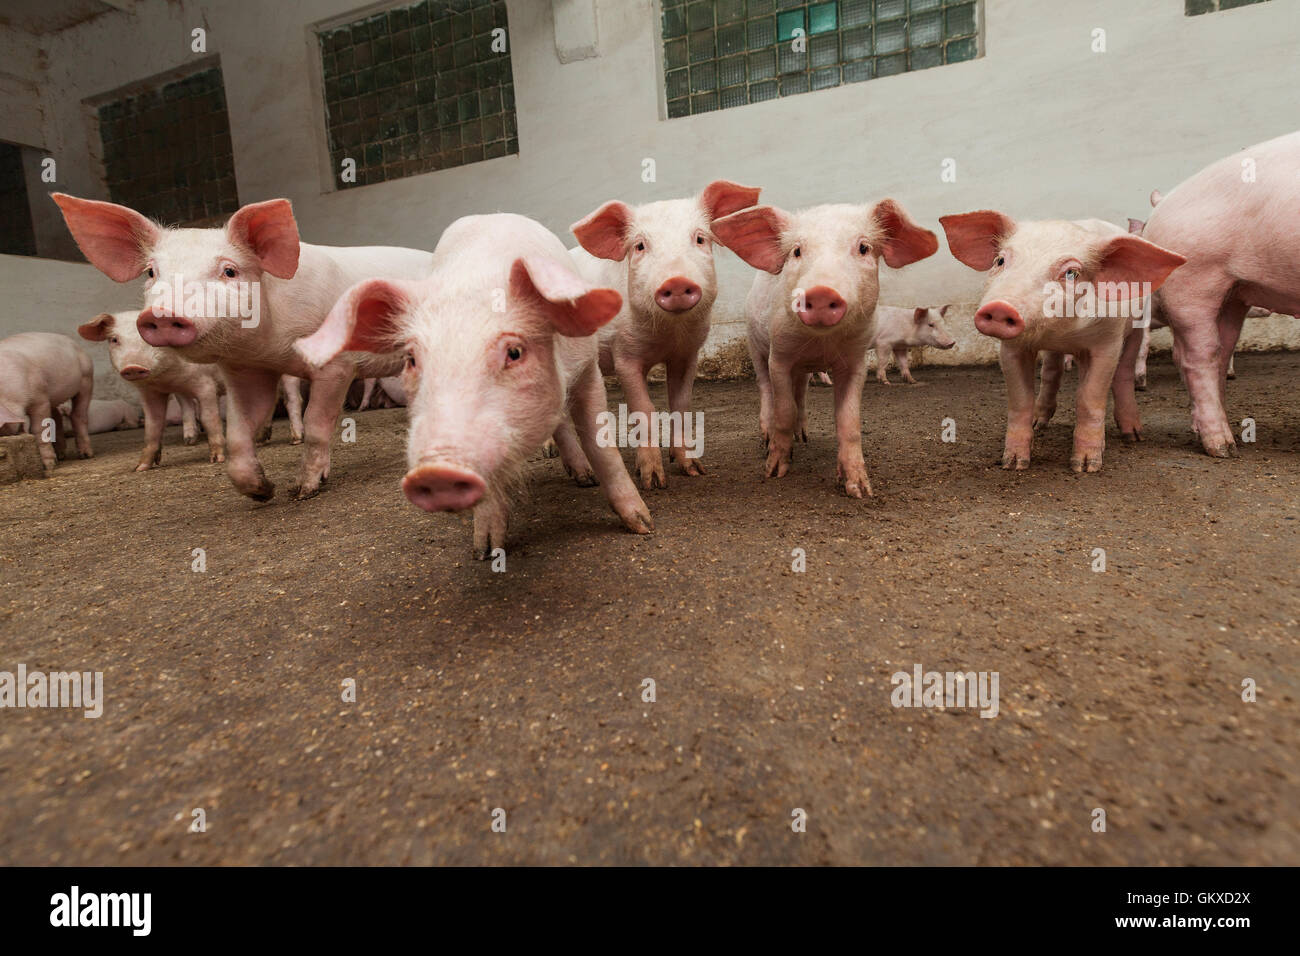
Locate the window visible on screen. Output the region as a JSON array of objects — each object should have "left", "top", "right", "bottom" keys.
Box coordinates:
[
  {"left": 662, "top": 0, "right": 980, "bottom": 117},
  {"left": 95, "top": 66, "right": 238, "bottom": 225},
  {"left": 317, "top": 0, "right": 517, "bottom": 188},
  {"left": 1185, "top": 0, "right": 1270, "bottom": 15},
  {"left": 0, "top": 143, "right": 37, "bottom": 256}
]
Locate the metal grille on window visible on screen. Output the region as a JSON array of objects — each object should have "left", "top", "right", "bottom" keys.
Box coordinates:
[{"left": 662, "top": 0, "right": 980, "bottom": 118}]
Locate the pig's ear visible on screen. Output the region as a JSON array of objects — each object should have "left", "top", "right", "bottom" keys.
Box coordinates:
[
  {"left": 913, "top": 307, "right": 928, "bottom": 323},
  {"left": 700, "top": 180, "right": 761, "bottom": 221},
  {"left": 939, "top": 210, "right": 1016, "bottom": 272},
  {"left": 712, "top": 205, "right": 789, "bottom": 274},
  {"left": 226, "top": 199, "right": 300, "bottom": 279},
  {"left": 1094, "top": 235, "right": 1186, "bottom": 297},
  {"left": 77, "top": 313, "right": 116, "bottom": 341},
  {"left": 871, "top": 199, "right": 939, "bottom": 268},
  {"left": 51, "top": 193, "right": 159, "bottom": 282},
  {"left": 571, "top": 201, "right": 633, "bottom": 261},
  {"left": 1127, "top": 218, "right": 1145, "bottom": 235},
  {"left": 295, "top": 278, "right": 413, "bottom": 368},
  {"left": 1149, "top": 189, "right": 1163, "bottom": 208},
  {"left": 939, "top": 304, "right": 950, "bottom": 317},
  {"left": 510, "top": 256, "right": 622, "bottom": 337}
]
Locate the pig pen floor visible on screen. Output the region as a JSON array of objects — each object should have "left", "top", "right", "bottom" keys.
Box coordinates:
[{"left": 1, "top": 354, "right": 1298, "bottom": 866}]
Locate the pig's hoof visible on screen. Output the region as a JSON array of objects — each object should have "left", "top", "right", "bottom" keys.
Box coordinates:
[
  {"left": 678, "top": 457, "right": 705, "bottom": 477},
  {"left": 619, "top": 505, "right": 654, "bottom": 535},
  {"left": 1120, "top": 428, "right": 1143, "bottom": 444},
  {"left": 211, "top": 451, "right": 226, "bottom": 463},
  {"left": 541, "top": 439, "right": 559, "bottom": 459},
  {"left": 1203, "top": 439, "right": 1237, "bottom": 458},
  {"left": 244, "top": 483, "right": 275, "bottom": 502},
  {"left": 904, "top": 377, "right": 921, "bottom": 385},
  {"left": 80, "top": 451, "right": 93, "bottom": 459},
  {"left": 289, "top": 435, "right": 304, "bottom": 446},
  {"left": 844, "top": 480, "right": 872, "bottom": 499},
  {"left": 764, "top": 450, "right": 790, "bottom": 478},
  {"left": 134, "top": 462, "right": 156, "bottom": 472},
  {"left": 877, "top": 378, "right": 891, "bottom": 386},
  {"left": 255, "top": 427, "right": 273, "bottom": 445},
  {"left": 1001, "top": 452, "right": 1031, "bottom": 470},
  {"left": 795, "top": 428, "right": 808, "bottom": 444},
  {"left": 473, "top": 546, "right": 490, "bottom": 561},
  {"left": 1227, "top": 370, "right": 1236, "bottom": 381},
  {"left": 1070, "top": 455, "right": 1104, "bottom": 474},
  {"left": 290, "top": 483, "right": 322, "bottom": 500},
  {"left": 1135, "top": 376, "right": 1148, "bottom": 391},
  {"left": 638, "top": 462, "right": 666, "bottom": 490},
  {"left": 572, "top": 470, "right": 598, "bottom": 487},
  {"left": 184, "top": 435, "right": 199, "bottom": 446}
]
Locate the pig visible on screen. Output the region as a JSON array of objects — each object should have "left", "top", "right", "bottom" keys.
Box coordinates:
[
  {"left": 66, "top": 398, "right": 141, "bottom": 433},
  {"left": 713, "top": 200, "right": 939, "bottom": 497},
  {"left": 871, "top": 305, "right": 956, "bottom": 384},
  {"left": 0, "top": 332, "right": 94, "bottom": 471},
  {"left": 940, "top": 211, "right": 1185, "bottom": 472},
  {"left": 52, "top": 193, "right": 434, "bottom": 501},
  {"left": 357, "top": 377, "right": 380, "bottom": 410},
  {"left": 78, "top": 310, "right": 226, "bottom": 470},
  {"left": 293, "top": 213, "right": 653, "bottom": 557},
  {"left": 1127, "top": 133, "right": 1300, "bottom": 457},
  {"left": 565, "top": 180, "right": 761, "bottom": 488}
]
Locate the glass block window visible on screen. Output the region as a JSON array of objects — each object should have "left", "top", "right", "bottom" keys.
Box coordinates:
[
  {"left": 0, "top": 142, "right": 37, "bottom": 256},
  {"left": 662, "top": 0, "right": 980, "bottom": 117},
  {"left": 1185, "top": 0, "right": 1270, "bottom": 14},
  {"left": 96, "top": 67, "right": 238, "bottom": 225},
  {"left": 318, "top": 0, "right": 516, "bottom": 188}
]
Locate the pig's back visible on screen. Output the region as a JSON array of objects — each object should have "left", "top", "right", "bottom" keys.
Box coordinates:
[
  {"left": 310, "top": 243, "right": 436, "bottom": 284},
  {"left": 1143, "top": 132, "right": 1300, "bottom": 275},
  {"left": 0, "top": 333, "right": 90, "bottom": 399}
]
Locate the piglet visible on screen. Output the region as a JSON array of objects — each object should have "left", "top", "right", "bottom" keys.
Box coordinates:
[
  {"left": 294, "top": 213, "right": 652, "bottom": 558},
  {"left": 871, "top": 305, "right": 956, "bottom": 384},
  {"left": 71, "top": 398, "right": 140, "bottom": 433},
  {"left": 52, "top": 193, "right": 433, "bottom": 502},
  {"left": 940, "top": 211, "right": 1184, "bottom": 472},
  {"left": 0, "top": 332, "right": 94, "bottom": 471},
  {"left": 714, "top": 200, "right": 938, "bottom": 497},
  {"left": 566, "top": 180, "right": 761, "bottom": 488},
  {"left": 78, "top": 310, "right": 226, "bottom": 470}
]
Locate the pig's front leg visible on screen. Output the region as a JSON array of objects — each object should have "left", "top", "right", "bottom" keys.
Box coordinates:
[
  {"left": 222, "top": 366, "right": 280, "bottom": 500},
  {"left": 1071, "top": 339, "right": 1124, "bottom": 473},
  {"left": 1033, "top": 351, "right": 1064, "bottom": 432},
  {"left": 832, "top": 356, "right": 872, "bottom": 498},
  {"left": 193, "top": 379, "right": 225, "bottom": 463},
  {"left": 749, "top": 336, "right": 774, "bottom": 448},
  {"left": 180, "top": 395, "right": 199, "bottom": 445},
  {"left": 552, "top": 415, "right": 596, "bottom": 486},
  {"left": 472, "top": 488, "right": 510, "bottom": 560},
  {"left": 1111, "top": 326, "right": 1145, "bottom": 443},
  {"left": 613, "top": 355, "right": 665, "bottom": 490},
  {"left": 292, "top": 361, "right": 353, "bottom": 500},
  {"left": 571, "top": 364, "right": 653, "bottom": 535},
  {"left": 135, "top": 389, "right": 168, "bottom": 471},
  {"left": 764, "top": 357, "right": 798, "bottom": 478},
  {"left": 666, "top": 356, "right": 705, "bottom": 475},
  {"left": 792, "top": 369, "right": 809, "bottom": 443},
  {"left": 28, "top": 399, "right": 57, "bottom": 473},
  {"left": 874, "top": 343, "right": 893, "bottom": 384},
  {"left": 283, "top": 376, "right": 304, "bottom": 445},
  {"left": 999, "top": 345, "right": 1037, "bottom": 470}
]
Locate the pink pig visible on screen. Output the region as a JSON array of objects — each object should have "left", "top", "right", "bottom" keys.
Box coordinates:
[
  {"left": 714, "top": 199, "right": 938, "bottom": 497},
  {"left": 293, "top": 213, "right": 653, "bottom": 558},
  {"left": 52, "top": 193, "right": 433, "bottom": 501},
  {"left": 1126, "top": 133, "right": 1300, "bottom": 457},
  {"left": 940, "top": 212, "right": 1184, "bottom": 472},
  {"left": 871, "top": 305, "right": 957, "bottom": 384},
  {"left": 0, "top": 332, "right": 94, "bottom": 471},
  {"left": 78, "top": 310, "right": 226, "bottom": 470},
  {"left": 565, "top": 180, "right": 761, "bottom": 488}
]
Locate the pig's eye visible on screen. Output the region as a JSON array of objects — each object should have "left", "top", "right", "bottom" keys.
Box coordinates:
[
  {"left": 634, "top": 241, "right": 646, "bottom": 253},
  {"left": 222, "top": 265, "right": 238, "bottom": 279},
  {"left": 146, "top": 267, "right": 155, "bottom": 278},
  {"left": 858, "top": 242, "right": 869, "bottom": 256},
  {"left": 505, "top": 344, "right": 525, "bottom": 367},
  {"left": 993, "top": 255, "right": 1005, "bottom": 267},
  {"left": 405, "top": 353, "right": 417, "bottom": 370},
  {"left": 1063, "top": 267, "right": 1080, "bottom": 281},
  {"left": 695, "top": 232, "right": 707, "bottom": 246},
  {"left": 109, "top": 336, "right": 119, "bottom": 344},
  {"left": 793, "top": 246, "right": 801, "bottom": 258}
]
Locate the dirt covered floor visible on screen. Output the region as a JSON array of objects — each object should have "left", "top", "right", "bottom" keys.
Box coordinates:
[{"left": 1, "top": 354, "right": 1297, "bottom": 865}]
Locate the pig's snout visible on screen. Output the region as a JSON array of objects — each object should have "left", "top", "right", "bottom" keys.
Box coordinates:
[
  {"left": 797, "top": 286, "right": 847, "bottom": 328},
  {"left": 654, "top": 277, "right": 701, "bottom": 313},
  {"left": 974, "top": 301, "right": 1025, "bottom": 340},
  {"left": 402, "top": 461, "right": 486, "bottom": 512},
  {"left": 118, "top": 364, "right": 150, "bottom": 381},
  {"left": 138, "top": 309, "right": 197, "bottom": 348}
]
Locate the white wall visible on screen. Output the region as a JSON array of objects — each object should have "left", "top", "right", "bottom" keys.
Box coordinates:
[{"left": 3, "top": 0, "right": 1299, "bottom": 367}]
